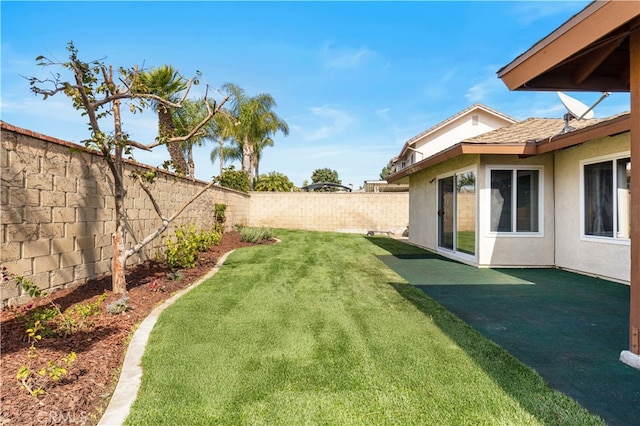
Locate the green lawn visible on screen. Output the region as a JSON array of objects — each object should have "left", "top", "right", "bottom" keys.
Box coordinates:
[{"left": 125, "top": 230, "right": 603, "bottom": 425}]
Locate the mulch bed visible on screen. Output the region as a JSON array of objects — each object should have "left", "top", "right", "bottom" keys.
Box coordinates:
[{"left": 1, "top": 231, "right": 265, "bottom": 425}]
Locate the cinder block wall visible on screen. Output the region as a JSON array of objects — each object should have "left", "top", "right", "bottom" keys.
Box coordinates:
[
  {"left": 1, "top": 123, "right": 250, "bottom": 306},
  {"left": 249, "top": 192, "right": 409, "bottom": 235},
  {"left": 1, "top": 122, "right": 409, "bottom": 306}
]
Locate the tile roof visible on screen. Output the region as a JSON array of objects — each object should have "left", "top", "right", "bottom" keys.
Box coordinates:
[{"left": 462, "top": 117, "right": 607, "bottom": 145}]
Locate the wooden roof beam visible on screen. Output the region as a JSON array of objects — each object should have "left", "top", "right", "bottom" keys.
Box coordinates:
[{"left": 571, "top": 36, "right": 625, "bottom": 86}]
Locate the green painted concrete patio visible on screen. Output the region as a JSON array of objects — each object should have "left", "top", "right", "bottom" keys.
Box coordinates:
[{"left": 377, "top": 244, "right": 640, "bottom": 426}]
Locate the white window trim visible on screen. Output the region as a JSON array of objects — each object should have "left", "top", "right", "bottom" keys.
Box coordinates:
[
  {"left": 485, "top": 165, "right": 545, "bottom": 237},
  {"left": 579, "top": 151, "right": 631, "bottom": 246}
]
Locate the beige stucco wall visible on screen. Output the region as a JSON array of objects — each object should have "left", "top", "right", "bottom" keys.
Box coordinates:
[
  {"left": 407, "top": 153, "right": 556, "bottom": 268},
  {"left": 407, "top": 155, "right": 479, "bottom": 254},
  {"left": 554, "top": 133, "right": 630, "bottom": 283},
  {"left": 249, "top": 192, "right": 409, "bottom": 235},
  {"left": 402, "top": 110, "right": 513, "bottom": 168},
  {"left": 1, "top": 124, "right": 250, "bottom": 306}
]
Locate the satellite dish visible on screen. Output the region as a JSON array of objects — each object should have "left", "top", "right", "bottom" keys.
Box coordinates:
[
  {"left": 557, "top": 92, "right": 595, "bottom": 119},
  {"left": 556, "top": 91, "right": 609, "bottom": 134}
]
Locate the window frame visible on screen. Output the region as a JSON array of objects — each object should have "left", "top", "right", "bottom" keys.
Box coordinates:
[
  {"left": 486, "top": 165, "right": 544, "bottom": 237},
  {"left": 580, "top": 152, "right": 631, "bottom": 245}
]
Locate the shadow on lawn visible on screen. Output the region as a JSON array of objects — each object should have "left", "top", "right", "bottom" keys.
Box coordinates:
[
  {"left": 365, "top": 236, "right": 606, "bottom": 424},
  {"left": 388, "top": 280, "right": 584, "bottom": 424}
]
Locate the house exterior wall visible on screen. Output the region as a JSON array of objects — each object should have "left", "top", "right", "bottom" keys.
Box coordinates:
[
  {"left": 407, "top": 153, "right": 555, "bottom": 267},
  {"left": 477, "top": 154, "right": 556, "bottom": 268},
  {"left": 554, "top": 132, "right": 630, "bottom": 283},
  {"left": 413, "top": 111, "right": 513, "bottom": 161},
  {"left": 407, "top": 155, "right": 479, "bottom": 253}
]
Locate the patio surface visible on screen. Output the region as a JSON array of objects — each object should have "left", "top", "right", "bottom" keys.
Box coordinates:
[{"left": 379, "top": 251, "right": 640, "bottom": 426}]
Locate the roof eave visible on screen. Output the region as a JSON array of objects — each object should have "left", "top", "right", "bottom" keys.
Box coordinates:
[{"left": 498, "top": 0, "right": 639, "bottom": 91}]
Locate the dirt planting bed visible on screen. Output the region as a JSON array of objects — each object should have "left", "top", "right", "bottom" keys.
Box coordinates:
[{"left": 1, "top": 231, "right": 264, "bottom": 425}]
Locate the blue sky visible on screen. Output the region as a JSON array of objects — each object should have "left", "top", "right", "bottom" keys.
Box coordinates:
[{"left": 1, "top": 1, "right": 631, "bottom": 187}]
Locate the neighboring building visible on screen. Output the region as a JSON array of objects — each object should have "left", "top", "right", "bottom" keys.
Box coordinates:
[
  {"left": 392, "top": 104, "right": 517, "bottom": 174},
  {"left": 388, "top": 112, "right": 631, "bottom": 284},
  {"left": 363, "top": 180, "right": 408, "bottom": 193}
]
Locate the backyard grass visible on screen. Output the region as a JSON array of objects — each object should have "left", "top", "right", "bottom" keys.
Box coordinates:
[{"left": 125, "top": 230, "right": 604, "bottom": 425}]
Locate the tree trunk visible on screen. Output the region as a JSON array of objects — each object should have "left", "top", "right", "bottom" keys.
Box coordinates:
[
  {"left": 219, "top": 139, "right": 225, "bottom": 177},
  {"left": 242, "top": 138, "right": 254, "bottom": 188},
  {"left": 111, "top": 95, "right": 128, "bottom": 294},
  {"left": 159, "top": 107, "right": 188, "bottom": 176},
  {"left": 111, "top": 229, "right": 127, "bottom": 294},
  {"left": 186, "top": 144, "right": 195, "bottom": 181},
  {"left": 111, "top": 175, "right": 127, "bottom": 294}
]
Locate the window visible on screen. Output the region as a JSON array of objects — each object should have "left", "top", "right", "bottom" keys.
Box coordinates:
[
  {"left": 583, "top": 155, "right": 630, "bottom": 239},
  {"left": 489, "top": 168, "right": 540, "bottom": 233},
  {"left": 472, "top": 115, "right": 479, "bottom": 126}
]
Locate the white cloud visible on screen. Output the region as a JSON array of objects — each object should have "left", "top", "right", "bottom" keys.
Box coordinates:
[
  {"left": 375, "top": 108, "right": 391, "bottom": 121},
  {"left": 509, "top": 1, "right": 590, "bottom": 26},
  {"left": 321, "top": 42, "right": 375, "bottom": 69},
  {"left": 465, "top": 73, "right": 506, "bottom": 103},
  {"left": 302, "top": 106, "right": 354, "bottom": 141}
]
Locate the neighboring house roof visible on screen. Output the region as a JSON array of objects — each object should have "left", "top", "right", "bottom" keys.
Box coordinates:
[
  {"left": 397, "top": 103, "right": 517, "bottom": 160},
  {"left": 387, "top": 112, "right": 630, "bottom": 183}
]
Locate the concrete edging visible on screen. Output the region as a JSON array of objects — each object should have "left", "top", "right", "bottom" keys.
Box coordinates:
[{"left": 97, "top": 250, "right": 236, "bottom": 426}]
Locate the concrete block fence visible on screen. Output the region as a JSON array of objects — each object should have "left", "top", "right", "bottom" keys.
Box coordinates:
[
  {"left": 1, "top": 122, "right": 408, "bottom": 306},
  {"left": 249, "top": 192, "right": 409, "bottom": 235}
]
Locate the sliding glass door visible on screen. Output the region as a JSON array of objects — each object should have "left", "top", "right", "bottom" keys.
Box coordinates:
[{"left": 438, "top": 171, "right": 476, "bottom": 258}]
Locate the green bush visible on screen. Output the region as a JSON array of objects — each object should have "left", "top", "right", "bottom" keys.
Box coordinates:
[
  {"left": 164, "top": 225, "right": 223, "bottom": 269},
  {"left": 240, "top": 227, "right": 274, "bottom": 243},
  {"left": 215, "top": 167, "right": 249, "bottom": 193}
]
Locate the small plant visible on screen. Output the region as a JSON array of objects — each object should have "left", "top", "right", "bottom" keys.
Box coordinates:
[
  {"left": 214, "top": 203, "right": 227, "bottom": 226},
  {"left": 16, "top": 348, "right": 76, "bottom": 398},
  {"left": 1, "top": 266, "right": 106, "bottom": 398},
  {"left": 14, "top": 309, "right": 76, "bottom": 398},
  {"left": 164, "top": 226, "right": 199, "bottom": 269},
  {"left": 163, "top": 224, "right": 222, "bottom": 269},
  {"left": 106, "top": 295, "right": 132, "bottom": 315},
  {"left": 167, "top": 270, "right": 183, "bottom": 281},
  {"left": 148, "top": 280, "right": 165, "bottom": 293},
  {"left": 58, "top": 293, "right": 107, "bottom": 336},
  {"left": 240, "top": 227, "right": 275, "bottom": 243}
]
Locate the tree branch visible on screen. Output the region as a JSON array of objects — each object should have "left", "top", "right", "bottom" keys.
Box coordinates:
[
  {"left": 137, "top": 179, "right": 167, "bottom": 221},
  {"left": 123, "top": 180, "right": 216, "bottom": 259}
]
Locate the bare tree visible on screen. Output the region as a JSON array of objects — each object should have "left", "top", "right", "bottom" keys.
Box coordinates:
[{"left": 27, "top": 42, "right": 229, "bottom": 294}]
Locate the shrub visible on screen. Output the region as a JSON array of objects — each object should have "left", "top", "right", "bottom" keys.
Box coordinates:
[
  {"left": 106, "top": 295, "right": 132, "bottom": 315},
  {"left": 240, "top": 227, "right": 274, "bottom": 243},
  {"left": 214, "top": 203, "right": 227, "bottom": 227},
  {"left": 163, "top": 225, "right": 222, "bottom": 269},
  {"left": 215, "top": 166, "right": 249, "bottom": 193}
]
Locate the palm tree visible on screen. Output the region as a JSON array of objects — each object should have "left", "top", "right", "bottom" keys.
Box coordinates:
[
  {"left": 206, "top": 110, "right": 242, "bottom": 176},
  {"left": 210, "top": 143, "right": 242, "bottom": 177},
  {"left": 172, "top": 98, "right": 219, "bottom": 179},
  {"left": 137, "top": 65, "right": 189, "bottom": 176},
  {"left": 254, "top": 171, "right": 295, "bottom": 192},
  {"left": 219, "top": 83, "right": 289, "bottom": 187}
]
